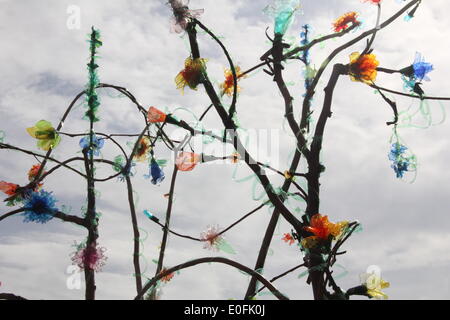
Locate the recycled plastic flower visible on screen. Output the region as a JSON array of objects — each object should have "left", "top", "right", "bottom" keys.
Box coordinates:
[
  {"left": 401, "top": 52, "right": 433, "bottom": 82},
  {"left": 26, "top": 120, "right": 61, "bottom": 151},
  {"left": 175, "top": 57, "right": 207, "bottom": 93},
  {"left": 159, "top": 268, "right": 175, "bottom": 283},
  {"left": 145, "top": 159, "right": 165, "bottom": 185},
  {"left": 282, "top": 233, "right": 295, "bottom": 245},
  {"left": 349, "top": 52, "right": 379, "bottom": 83},
  {"left": 79, "top": 134, "right": 105, "bottom": 157},
  {"left": 22, "top": 190, "right": 58, "bottom": 224},
  {"left": 388, "top": 142, "right": 415, "bottom": 179},
  {"left": 147, "top": 106, "right": 167, "bottom": 123},
  {"left": 175, "top": 151, "right": 201, "bottom": 172},
  {"left": 71, "top": 242, "right": 107, "bottom": 272},
  {"left": 133, "top": 136, "right": 152, "bottom": 162},
  {"left": 360, "top": 272, "right": 390, "bottom": 299},
  {"left": 168, "top": 0, "right": 204, "bottom": 34},
  {"left": 0, "top": 181, "right": 19, "bottom": 196},
  {"left": 220, "top": 66, "right": 246, "bottom": 97},
  {"left": 301, "top": 214, "right": 348, "bottom": 249},
  {"left": 333, "top": 12, "right": 360, "bottom": 33},
  {"left": 263, "top": 0, "right": 301, "bottom": 36},
  {"left": 363, "top": 0, "right": 382, "bottom": 4}
]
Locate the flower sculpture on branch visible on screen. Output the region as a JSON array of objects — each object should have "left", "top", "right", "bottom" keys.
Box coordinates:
[
  {"left": 168, "top": 0, "right": 204, "bottom": 34},
  {"left": 71, "top": 242, "right": 108, "bottom": 272},
  {"left": 333, "top": 12, "right": 360, "bottom": 33},
  {"left": 349, "top": 52, "right": 379, "bottom": 84},
  {"left": 22, "top": 190, "right": 58, "bottom": 224},
  {"left": 175, "top": 57, "right": 208, "bottom": 93},
  {"left": 26, "top": 120, "right": 61, "bottom": 151}
]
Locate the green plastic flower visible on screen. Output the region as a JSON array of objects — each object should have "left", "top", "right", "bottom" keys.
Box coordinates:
[
  {"left": 26, "top": 120, "right": 61, "bottom": 151},
  {"left": 263, "top": 0, "right": 301, "bottom": 36}
]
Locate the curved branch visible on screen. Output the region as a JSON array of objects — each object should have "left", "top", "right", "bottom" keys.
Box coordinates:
[{"left": 135, "top": 257, "right": 289, "bottom": 300}]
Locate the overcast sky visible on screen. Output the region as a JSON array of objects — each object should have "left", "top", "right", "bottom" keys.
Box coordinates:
[{"left": 1, "top": 0, "right": 450, "bottom": 300}]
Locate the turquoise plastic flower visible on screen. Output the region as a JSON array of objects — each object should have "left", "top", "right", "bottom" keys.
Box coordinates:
[{"left": 263, "top": 0, "right": 301, "bottom": 36}]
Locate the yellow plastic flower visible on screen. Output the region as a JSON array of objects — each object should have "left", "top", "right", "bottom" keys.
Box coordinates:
[
  {"left": 175, "top": 56, "right": 207, "bottom": 93},
  {"left": 26, "top": 120, "right": 61, "bottom": 151},
  {"left": 349, "top": 52, "right": 379, "bottom": 83},
  {"left": 220, "top": 66, "right": 246, "bottom": 97},
  {"left": 361, "top": 272, "right": 390, "bottom": 299}
]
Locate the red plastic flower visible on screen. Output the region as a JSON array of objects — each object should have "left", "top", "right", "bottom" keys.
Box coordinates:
[
  {"left": 363, "top": 0, "right": 382, "bottom": 4},
  {"left": 175, "top": 57, "right": 207, "bottom": 93},
  {"left": 282, "top": 233, "right": 295, "bottom": 245},
  {"left": 0, "top": 181, "right": 19, "bottom": 196},
  {"left": 333, "top": 12, "right": 359, "bottom": 32},
  {"left": 147, "top": 106, "right": 167, "bottom": 123},
  {"left": 159, "top": 268, "right": 175, "bottom": 283}
]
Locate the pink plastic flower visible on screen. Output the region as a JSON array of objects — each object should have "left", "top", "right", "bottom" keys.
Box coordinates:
[
  {"left": 169, "top": 0, "right": 204, "bottom": 34},
  {"left": 175, "top": 151, "right": 201, "bottom": 171},
  {"left": 71, "top": 243, "right": 107, "bottom": 272},
  {"left": 200, "top": 225, "right": 223, "bottom": 251}
]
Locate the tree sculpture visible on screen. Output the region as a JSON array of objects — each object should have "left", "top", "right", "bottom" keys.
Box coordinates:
[{"left": 1, "top": 0, "right": 448, "bottom": 300}]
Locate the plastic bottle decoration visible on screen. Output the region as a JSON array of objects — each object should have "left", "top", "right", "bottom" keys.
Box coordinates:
[
  {"left": 147, "top": 106, "right": 167, "bottom": 123},
  {"left": 168, "top": 0, "right": 204, "bottom": 34},
  {"left": 84, "top": 27, "right": 102, "bottom": 122},
  {"left": 348, "top": 52, "right": 379, "bottom": 84},
  {"left": 282, "top": 233, "right": 295, "bottom": 245},
  {"left": 22, "top": 190, "right": 58, "bottom": 224},
  {"left": 301, "top": 214, "right": 348, "bottom": 249},
  {"left": 133, "top": 136, "right": 152, "bottom": 162},
  {"left": 220, "top": 66, "right": 246, "bottom": 97},
  {"left": 0, "top": 181, "right": 19, "bottom": 196},
  {"left": 26, "top": 120, "right": 61, "bottom": 151},
  {"left": 79, "top": 134, "right": 105, "bottom": 157},
  {"left": 388, "top": 142, "right": 416, "bottom": 179},
  {"left": 175, "top": 151, "right": 201, "bottom": 171},
  {"left": 145, "top": 158, "right": 165, "bottom": 185},
  {"left": 71, "top": 242, "right": 108, "bottom": 272},
  {"left": 175, "top": 57, "right": 208, "bottom": 93},
  {"left": 360, "top": 272, "right": 390, "bottom": 299},
  {"left": 200, "top": 224, "right": 236, "bottom": 254},
  {"left": 333, "top": 12, "right": 360, "bottom": 33},
  {"left": 263, "top": 0, "right": 301, "bottom": 36}
]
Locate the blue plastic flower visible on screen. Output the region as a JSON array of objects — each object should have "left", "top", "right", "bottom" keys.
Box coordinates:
[
  {"left": 264, "top": 0, "right": 301, "bottom": 36},
  {"left": 388, "top": 143, "right": 411, "bottom": 179},
  {"left": 144, "top": 159, "right": 165, "bottom": 185},
  {"left": 79, "top": 134, "right": 105, "bottom": 157},
  {"left": 412, "top": 52, "right": 433, "bottom": 81},
  {"left": 22, "top": 190, "right": 58, "bottom": 223}
]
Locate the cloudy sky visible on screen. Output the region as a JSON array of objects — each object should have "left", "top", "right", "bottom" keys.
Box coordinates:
[{"left": 1, "top": 0, "right": 450, "bottom": 300}]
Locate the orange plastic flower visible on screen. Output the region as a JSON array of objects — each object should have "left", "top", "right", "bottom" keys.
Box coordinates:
[
  {"left": 333, "top": 12, "right": 359, "bottom": 32},
  {"left": 147, "top": 106, "right": 167, "bottom": 123},
  {"left": 0, "top": 181, "right": 19, "bottom": 196},
  {"left": 303, "top": 214, "right": 345, "bottom": 240},
  {"left": 159, "top": 268, "right": 175, "bottom": 283},
  {"left": 349, "top": 52, "right": 379, "bottom": 83},
  {"left": 28, "top": 164, "right": 44, "bottom": 190},
  {"left": 220, "top": 66, "right": 246, "bottom": 97},
  {"left": 133, "top": 136, "right": 152, "bottom": 162},
  {"left": 282, "top": 233, "right": 295, "bottom": 245},
  {"left": 28, "top": 164, "right": 42, "bottom": 181},
  {"left": 176, "top": 152, "right": 201, "bottom": 172},
  {"left": 175, "top": 57, "right": 207, "bottom": 93},
  {"left": 230, "top": 152, "right": 240, "bottom": 164}
]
